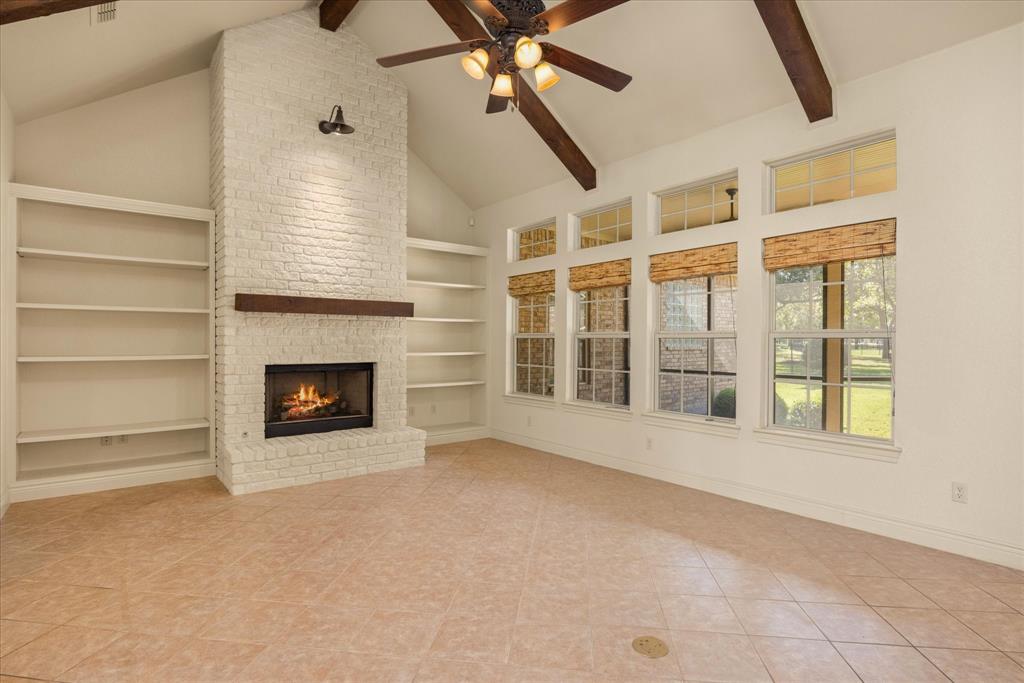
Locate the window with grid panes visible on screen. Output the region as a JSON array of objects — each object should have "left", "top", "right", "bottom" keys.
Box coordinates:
[
  {"left": 578, "top": 202, "right": 632, "bottom": 249},
  {"left": 516, "top": 222, "right": 556, "bottom": 261},
  {"left": 659, "top": 176, "right": 738, "bottom": 234},
  {"left": 656, "top": 275, "right": 737, "bottom": 419},
  {"left": 513, "top": 292, "right": 555, "bottom": 397},
  {"left": 771, "top": 255, "right": 896, "bottom": 440},
  {"left": 773, "top": 137, "right": 896, "bottom": 212},
  {"left": 574, "top": 285, "right": 629, "bottom": 407}
]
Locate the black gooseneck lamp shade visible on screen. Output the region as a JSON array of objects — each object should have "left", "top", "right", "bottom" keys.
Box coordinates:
[{"left": 319, "top": 105, "right": 354, "bottom": 135}]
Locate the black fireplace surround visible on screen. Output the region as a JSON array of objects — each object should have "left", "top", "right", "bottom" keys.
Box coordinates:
[{"left": 264, "top": 363, "right": 373, "bottom": 438}]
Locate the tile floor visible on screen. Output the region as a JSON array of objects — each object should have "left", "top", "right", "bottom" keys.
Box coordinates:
[{"left": 0, "top": 438, "right": 1022, "bottom": 682}]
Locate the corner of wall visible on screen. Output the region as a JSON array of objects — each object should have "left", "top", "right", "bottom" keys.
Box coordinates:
[{"left": 0, "top": 87, "right": 15, "bottom": 517}]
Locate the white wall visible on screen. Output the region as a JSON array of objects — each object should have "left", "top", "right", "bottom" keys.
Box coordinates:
[
  {"left": 14, "top": 70, "right": 210, "bottom": 207},
  {"left": 0, "top": 88, "right": 13, "bottom": 516},
  {"left": 409, "top": 150, "right": 480, "bottom": 246},
  {"left": 476, "top": 24, "right": 1024, "bottom": 569}
]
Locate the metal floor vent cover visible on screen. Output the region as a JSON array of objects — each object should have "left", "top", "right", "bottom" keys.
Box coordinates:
[{"left": 632, "top": 636, "right": 669, "bottom": 658}]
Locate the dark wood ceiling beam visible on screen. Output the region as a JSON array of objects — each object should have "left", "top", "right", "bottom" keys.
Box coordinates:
[
  {"left": 754, "top": 0, "right": 832, "bottom": 122},
  {"left": 319, "top": 0, "right": 359, "bottom": 31},
  {"left": 0, "top": 0, "right": 104, "bottom": 25}
]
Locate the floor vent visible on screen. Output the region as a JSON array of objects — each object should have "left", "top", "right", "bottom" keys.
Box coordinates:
[{"left": 632, "top": 636, "right": 669, "bottom": 658}]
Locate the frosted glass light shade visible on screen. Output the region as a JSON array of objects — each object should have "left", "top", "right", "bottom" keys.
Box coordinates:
[
  {"left": 534, "top": 61, "right": 560, "bottom": 91},
  {"left": 514, "top": 36, "right": 542, "bottom": 69},
  {"left": 461, "top": 48, "right": 489, "bottom": 80},
  {"left": 490, "top": 73, "right": 514, "bottom": 97}
]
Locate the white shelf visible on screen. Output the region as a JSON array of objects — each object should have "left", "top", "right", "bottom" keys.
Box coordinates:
[
  {"left": 408, "top": 380, "right": 486, "bottom": 389},
  {"left": 17, "top": 418, "right": 210, "bottom": 444},
  {"left": 18, "top": 355, "right": 209, "bottom": 363},
  {"left": 17, "top": 452, "right": 211, "bottom": 482},
  {"left": 407, "top": 351, "right": 485, "bottom": 357},
  {"left": 410, "top": 317, "right": 485, "bottom": 323},
  {"left": 17, "top": 247, "right": 209, "bottom": 270},
  {"left": 16, "top": 303, "right": 210, "bottom": 314},
  {"left": 407, "top": 279, "right": 485, "bottom": 290},
  {"left": 9, "top": 182, "right": 214, "bottom": 221},
  {"left": 407, "top": 237, "right": 488, "bottom": 257}
]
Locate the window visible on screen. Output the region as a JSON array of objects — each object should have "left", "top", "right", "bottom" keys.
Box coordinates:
[
  {"left": 772, "top": 136, "right": 896, "bottom": 212},
  {"left": 766, "top": 221, "right": 896, "bottom": 441},
  {"left": 516, "top": 221, "right": 556, "bottom": 260},
  {"left": 513, "top": 293, "right": 555, "bottom": 397},
  {"left": 509, "top": 270, "right": 556, "bottom": 398},
  {"left": 575, "top": 285, "right": 630, "bottom": 407},
  {"left": 578, "top": 201, "right": 631, "bottom": 249},
  {"left": 656, "top": 275, "right": 737, "bottom": 419},
  {"left": 659, "top": 175, "right": 738, "bottom": 234}
]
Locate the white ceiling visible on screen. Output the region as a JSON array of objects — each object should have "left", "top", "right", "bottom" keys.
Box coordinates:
[{"left": 2, "top": 0, "right": 1021, "bottom": 208}]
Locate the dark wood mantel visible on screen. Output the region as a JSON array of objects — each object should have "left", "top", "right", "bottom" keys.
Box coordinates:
[{"left": 235, "top": 293, "right": 414, "bottom": 317}]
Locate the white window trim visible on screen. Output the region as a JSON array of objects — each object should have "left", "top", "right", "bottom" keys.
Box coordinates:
[
  {"left": 642, "top": 411, "right": 740, "bottom": 438},
  {"left": 511, "top": 294, "right": 555, "bottom": 399},
  {"left": 763, "top": 261, "right": 897, "bottom": 448},
  {"left": 572, "top": 285, "right": 631, "bottom": 410},
  {"left": 655, "top": 171, "right": 739, "bottom": 235},
  {"left": 574, "top": 199, "right": 632, "bottom": 251},
  {"left": 653, "top": 277, "right": 738, "bottom": 424},
  {"left": 511, "top": 219, "right": 556, "bottom": 263},
  {"left": 767, "top": 131, "right": 896, "bottom": 214}
]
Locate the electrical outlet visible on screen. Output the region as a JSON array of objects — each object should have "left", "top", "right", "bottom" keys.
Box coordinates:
[
  {"left": 430, "top": 404, "right": 437, "bottom": 415},
  {"left": 646, "top": 437, "right": 653, "bottom": 451},
  {"left": 526, "top": 415, "right": 532, "bottom": 427},
  {"left": 116, "top": 435, "right": 127, "bottom": 444},
  {"left": 100, "top": 436, "right": 112, "bottom": 446},
  {"left": 409, "top": 405, "right": 415, "bottom": 417},
  {"left": 952, "top": 482, "right": 968, "bottom": 504}
]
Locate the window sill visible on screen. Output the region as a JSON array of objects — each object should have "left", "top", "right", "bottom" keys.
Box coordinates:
[
  {"left": 562, "top": 401, "right": 634, "bottom": 421},
  {"left": 503, "top": 393, "right": 556, "bottom": 408},
  {"left": 752, "top": 427, "right": 902, "bottom": 463},
  {"left": 642, "top": 412, "right": 740, "bottom": 438}
]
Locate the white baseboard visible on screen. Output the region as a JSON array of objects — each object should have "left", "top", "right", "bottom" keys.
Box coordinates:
[
  {"left": 492, "top": 429, "right": 1024, "bottom": 571},
  {"left": 8, "top": 462, "right": 216, "bottom": 503},
  {"left": 425, "top": 427, "right": 491, "bottom": 446}
]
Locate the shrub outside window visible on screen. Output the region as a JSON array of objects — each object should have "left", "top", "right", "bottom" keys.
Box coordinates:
[
  {"left": 513, "top": 293, "right": 555, "bottom": 397},
  {"left": 773, "top": 136, "right": 896, "bottom": 212},
  {"left": 579, "top": 202, "right": 632, "bottom": 249},
  {"left": 656, "top": 275, "right": 737, "bottom": 419},
  {"left": 770, "top": 255, "right": 896, "bottom": 440},
  {"left": 660, "top": 176, "right": 738, "bottom": 234},
  {"left": 516, "top": 222, "right": 556, "bottom": 260},
  {"left": 575, "top": 285, "right": 629, "bottom": 407}
]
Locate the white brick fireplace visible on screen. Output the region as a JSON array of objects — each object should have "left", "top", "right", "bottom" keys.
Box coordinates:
[{"left": 210, "top": 8, "right": 424, "bottom": 494}]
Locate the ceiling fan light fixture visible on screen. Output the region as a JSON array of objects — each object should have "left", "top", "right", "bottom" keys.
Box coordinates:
[
  {"left": 461, "top": 48, "right": 489, "bottom": 80},
  {"left": 534, "top": 61, "right": 560, "bottom": 92},
  {"left": 514, "top": 36, "right": 542, "bottom": 69},
  {"left": 490, "top": 73, "right": 514, "bottom": 98}
]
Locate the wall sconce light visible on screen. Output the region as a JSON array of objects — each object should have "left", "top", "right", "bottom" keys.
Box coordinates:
[{"left": 319, "top": 104, "right": 354, "bottom": 135}]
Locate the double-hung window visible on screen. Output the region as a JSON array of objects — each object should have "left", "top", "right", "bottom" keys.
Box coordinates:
[
  {"left": 651, "top": 243, "right": 738, "bottom": 419},
  {"left": 569, "top": 259, "right": 631, "bottom": 407},
  {"left": 509, "top": 270, "right": 555, "bottom": 397},
  {"left": 765, "top": 220, "right": 897, "bottom": 441}
]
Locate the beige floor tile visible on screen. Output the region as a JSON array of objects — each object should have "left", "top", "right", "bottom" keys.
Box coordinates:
[
  {"left": 751, "top": 636, "right": 859, "bottom": 682},
  {"left": 516, "top": 586, "right": 589, "bottom": 626},
  {"left": 774, "top": 571, "right": 863, "bottom": 604},
  {"left": 5, "top": 585, "right": 116, "bottom": 626},
  {"left": 427, "top": 615, "right": 513, "bottom": 663},
  {"left": 277, "top": 604, "right": 372, "bottom": 651},
  {"left": 149, "top": 638, "right": 265, "bottom": 682},
  {"left": 976, "top": 582, "right": 1024, "bottom": 612},
  {"left": 509, "top": 623, "right": 593, "bottom": 671},
  {"left": 833, "top": 642, "right": 947, "bottom": 682},
  {"left": 910, "top": 579, "right": 1016, "bottom": 612},
  {"left": 671, "top": 630, "right": 770, "bottom": 682},
  {"left": 254, "top": 569, "right": 336, "bottom": 604},
  {"left": 322, "top": 652, "right": 419, "bottom": 682},
  {"left": 711, "top": 568, "right": 792, "bottom": 600},
  {"left": 659, "top": 594, "right": 744, "bottom": 634},
  {"left": 59, "top": 632, "right": 182, "bottom": 682},
  {"left": 350, "top": 610, "right": 443, "bottom": 658},
  {"left": 588, "top": 590, "right": 666, "bottom": 628},
  {"left": 0, "top": 581, "right": 62, "bottom": 618},
  {"left": 800, "top": 602, "right": 907, "bottom": 645},
  {"left": 448, "top": 582, "right": 522, "bottom": 620},
  {"left": 586, "top": 558, "right": 654, "bottom": 592},
  {"left": 920, "top": 648, "right": 1024, "bottom": 682},
  {"left": 653, "top": 565, "right": 722, "bottom": 596},
  {"left": 820, "top": 552, "right": 895, "bottom": 577},
  {"left": 728, "top": 599, "right": 824, "bottom": 639},
  {"left": 844, "top": 576, "right": 939, "bottom": 608},
  {"left": 0, "top": 620, "right": 53, "bottom": 657},
  {"left": 197, "top": 599, "right": 306, "bottom": 644},
  {"left": 237, "top": 644, "right": 342, "bottom": 682},
  {"left": 875, "top": 607, "right": 994, "bottom": 649},
  {"left": 952, "top": 610, "right": 1024, "bottom": 651},
  {"left": 591, "top": 624, "right": 681, "bottom": 680},
  {"left": 414, "top": 658, "right": 509, "bottom": 682},
  {"left": 0, "top": 625, "right": 119, "bottom": 680}
]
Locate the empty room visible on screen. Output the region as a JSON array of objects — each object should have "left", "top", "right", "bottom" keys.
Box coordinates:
[{"left": 0, "top": 0, "right": 1022, "bottom": 680}]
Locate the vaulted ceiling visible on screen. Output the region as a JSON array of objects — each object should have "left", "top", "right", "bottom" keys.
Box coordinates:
[{"left": 2, "top": 0, "right": 1021, "bottom": 208}]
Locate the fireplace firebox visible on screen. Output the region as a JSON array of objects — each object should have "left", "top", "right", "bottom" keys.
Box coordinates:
[{"left": 264, "top": 363, "right": 373, "bottom": 437}]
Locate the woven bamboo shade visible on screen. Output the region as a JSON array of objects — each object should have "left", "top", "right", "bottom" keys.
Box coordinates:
[
  {"left": 649, "top": 242, "right": 737, "bottom": 283},
  {"left": 508, "top": 269, "right": 555, "bottom": 298},
  {"left": 568, "top": 258, "right": 631, "bottom": 291},
  {"left": 763, "top": 219, "right": 896, "bottom": 271}
]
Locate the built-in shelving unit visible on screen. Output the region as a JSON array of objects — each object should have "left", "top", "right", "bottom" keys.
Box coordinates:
[
  {"left": 406, "top": 238, "right": 489, "bottom": 445},
  {"left": 2, "top": 183, "right": 216, "bottom": 501}
]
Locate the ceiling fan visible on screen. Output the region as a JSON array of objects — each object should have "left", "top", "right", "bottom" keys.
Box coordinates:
[{"left": 373, "top": 0, "right": 633, "bottom": 190}]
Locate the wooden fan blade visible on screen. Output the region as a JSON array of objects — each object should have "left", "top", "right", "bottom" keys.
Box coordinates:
[
  {"left": 466, "top": 0, "right": 505, "bottom": 22},
  {"left": 485, "top": 45, "right": 509, "bottom": 114},
  {"left": 426, "top": 0, "right": 490, "bottom": 40},
  {"left": 540, "top": 43, "right": 632, "bottom": 91},
  {"left": 376, "top": 41, "right": 478, "bottom": 68},
  {"left": 534, "top": 0, "right": 629, "bottom": 34},
  {"left": 516, "top": 80, "right": 596, "bottom": 190},
  {"left": 319, "top": 0, "right": 359, "bottom": 31}
]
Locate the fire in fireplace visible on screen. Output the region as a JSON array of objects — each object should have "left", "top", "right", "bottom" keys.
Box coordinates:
[{"left": 265, "top": 363, "right": 373, "bottom": 437}]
